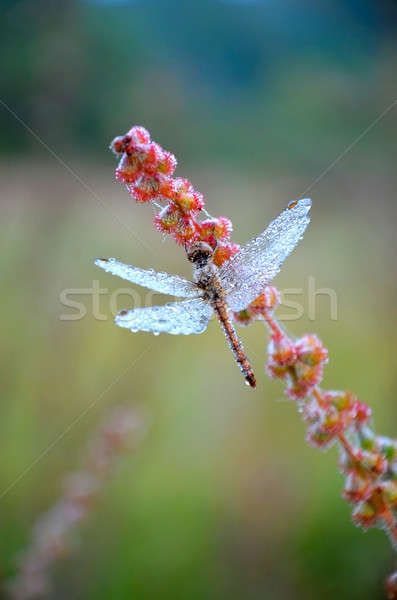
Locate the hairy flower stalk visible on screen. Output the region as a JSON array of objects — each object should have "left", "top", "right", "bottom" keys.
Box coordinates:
[
  {"left": 112, "top": 126, "right": 397, "bottom": 596},
  {"left": 8, "top": 407, "right": 146, "bottom": 600}
]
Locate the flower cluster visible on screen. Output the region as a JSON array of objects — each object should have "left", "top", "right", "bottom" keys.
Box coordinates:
[
  {"left": 261, "top": 302, "right": 397, "bottom": 590},
  {"left": 112, "top": 126, "right": 397, "bottom": 596},
  {"left": 266, "top": 332, "right": 328, "bottom": 399},
  {"left": 8, "top": 407, "right": 146, "bottom": 600},
  {"left": 112, "top": 126, "right": 239, "bottom": 265}
]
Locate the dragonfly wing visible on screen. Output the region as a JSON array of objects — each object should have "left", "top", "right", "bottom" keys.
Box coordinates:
[
  {"left": 219, "top": 198, "right": 311, "bottom": 312},
  {"left": 115, "top": 298, "right": 213, "bottom": 335},
  {"left": 95, "top": 258, "right": 199, "bottom": 298}
]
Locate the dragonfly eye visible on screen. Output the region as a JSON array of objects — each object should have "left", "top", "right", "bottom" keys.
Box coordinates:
[{"left": 186, "top": 241, "right": 213, "bottom": 266}]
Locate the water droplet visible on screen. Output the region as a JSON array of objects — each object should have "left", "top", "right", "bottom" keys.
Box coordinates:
[
  {"left": 153, "top": 331, "right": 160, "bottom": 336},
  {"left": 245, "top": 380, "right": 250, "bottom": 387}
]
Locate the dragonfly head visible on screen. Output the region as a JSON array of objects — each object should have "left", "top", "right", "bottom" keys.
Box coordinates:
[{"left": 186, "top": 241, "right": 214, "bottom": 267}]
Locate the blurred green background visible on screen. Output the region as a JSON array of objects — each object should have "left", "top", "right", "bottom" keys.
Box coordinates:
[{"left": 1, "top": 0, "right": 397, "bottom": 598}]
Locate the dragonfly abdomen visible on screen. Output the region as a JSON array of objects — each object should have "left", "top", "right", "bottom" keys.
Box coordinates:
[{"left": 213, "top": 300, "right": 256, "bottom": 388}]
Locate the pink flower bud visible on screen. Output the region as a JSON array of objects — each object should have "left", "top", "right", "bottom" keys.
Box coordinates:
[
  {"left": 128, "top": 125, "right": 151, "bottom": 145},
  {"left": 109, "top": 135, "right": 125, "bottom": 154}
]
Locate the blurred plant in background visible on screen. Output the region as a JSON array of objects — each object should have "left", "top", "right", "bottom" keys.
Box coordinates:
[{"left": 7, "top": 407, "right": 146, "bottom": 600}]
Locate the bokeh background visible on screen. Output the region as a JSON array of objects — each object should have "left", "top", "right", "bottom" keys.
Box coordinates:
[{"left": 1, "top": 1, "right": 397, "bottom": 598}]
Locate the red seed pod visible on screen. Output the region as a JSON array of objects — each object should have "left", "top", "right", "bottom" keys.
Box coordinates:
[
  {"left": 232, "top": 308, "right": 256, "bottom": 327},
  {"left": 201, "top": 216, "right": 233, "bottom": 242},
  {"left": 142, "top": 142, "right": 165, "bottom": 172},
  {"left": 354, "top": 401, "right": 372, "bottom": 424},
  {"left": 295, "top": 334, "right": 328, "bottom": 367},
  {"left": 158, "top": 151, "right": 177, "bottom": 175},
  {"left": 213, "top": 241, "right": 240, "bottom": 267},
  {"left": 352, "top": 500, "right": 378, "bottom": 529},
  {"left": 251, "top": 287, "right": 281, "bottom": 314},
  {"left": 130, "top": 174, "right": 161, "bottom": 203},
  {"left": 343, "top": 472, "right": 373, "bottom": 504},
  {"left": 173, "top": 178, "right": 205, "bottom": 215},
  {"left": 359, "top": 450, "right": 388, "bottom": 476},
  {"left": 109, "top": 135, "right": 125, "bottom": 154},
  {"left": 115, "top": 154, "right": 141, "bottom": 183},
  {"left": 171, "top": 215, "right": 200, "bottom": 246},
  {"left": 154, "top": 203, "right": 181, "bottom": 234}
]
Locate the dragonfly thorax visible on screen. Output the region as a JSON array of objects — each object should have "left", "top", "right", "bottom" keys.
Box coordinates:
[{"left": 186, "top": 241, "right": 214, "bottom": 268}]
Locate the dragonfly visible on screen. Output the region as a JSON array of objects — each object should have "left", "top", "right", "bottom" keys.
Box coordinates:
[{"left": 95, "top": 198, "right": 311, "bottom": 388}]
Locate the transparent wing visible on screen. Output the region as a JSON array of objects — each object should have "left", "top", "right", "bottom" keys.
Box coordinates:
[
  {"left": 219, "top": 198, "right": 311, "bottom": 311},
  {"left": 115, "top": 298, "right": 212, "bottom": 335},
  {"left": 95, "top": 258, "right": 199, "bottom": 298}
]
